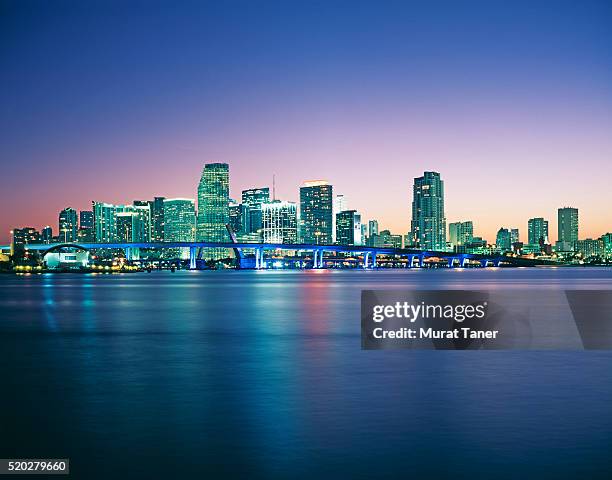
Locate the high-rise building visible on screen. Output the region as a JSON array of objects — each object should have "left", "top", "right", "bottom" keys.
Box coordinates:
[
  {"left": 163, "top": 199, "right": 196, "bottom": 242},
  {"left": 528, "top": 217, "right": 549, "bottom": 247},
  {"left": 197, "top": 163, "right": 230, "bottom": 259},
  {"left": 557, "top": 207, "right": 578, "bottom": 252},
  {"left": 58, "top": 207, "right": 78, "bottom": 242},
  {"left": 299, "top": 181, "right": 333, "bottom": 245},
  {"left": 370, "top": 230, "right": 402, "bottom": 248},
  {"left": 496, "top": 228, "right": 512, "bottom": 252},
  {"left": 368, "top": 220, "right": 379, "bottom": 238},
  {"left": 229, "top": 202, "right": 249, "bottom": 236},
  {"left": 151, "top": 197, "right": 165, "bottom": 242},
  {"left": 261, "top": 201, "right": 298, "bottom": 244},
  {"left": 79, "top": 210, "right": 94, "bottom": 230},
  {"left": 10, "top": 227, "right": 41, "bottom": 255},
  {"left": 410, "top": 172, "right": 446, "bottom": 251},
  {"left": 510, "top": 228, "right": 519, "bottom": 245},
  {"left": 92, "top": 202, "right": 151, "bottom": 243},
  {"left": 448, "top": 221, "right": 473, "bottom": 247},
  {"left": 241, "top": 187, "right": 270, "bottom": 234},
  {"left": 332, "top": 194, "right": 347, "bottom": 242},
  {"left": 41, "top": 226, "right": 53, "bottom": 244},
  {"left": 575, "top": 239, "right": 604, "bottom": 259},
  {"left": 336, "top": 210, "right": 362, "bottom": 246}
]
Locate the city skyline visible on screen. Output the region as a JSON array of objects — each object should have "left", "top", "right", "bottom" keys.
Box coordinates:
[{"left": 2, "top": 1, "right": 611, "bottom": 243}]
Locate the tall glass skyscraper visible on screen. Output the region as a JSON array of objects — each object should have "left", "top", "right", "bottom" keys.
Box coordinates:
[
  {"left": 448, "top": 221, "right": 473, "bottom": 247},
  {"left": 241, "top": 187, "right": 270, "bottom": 235},
  {"left": 197, "top": 163, "right": 230, "bottom": 259},
  {"left": 299, "top": 181, "right": 333, "bottom": 245},
  {"left": 151, "top": 197, "right": 165, "bottom": 242},
  {"left": 410, "top": 172, "right": 446, "bottom": 251},
  {"left": 261, "top": 201, "right": 297, "bottom": 244},
  {"left": 92, "top": 202, "right": 151, "bottom": 243},
  {"left": 528, "top": 217, "right": 549, "bottom": 246},
  {"left": 557, "top": 207, "right": 578, "bottom": 252},
  {"left": 336, "top": 210, "right": 362, "bottom": 246},
  {"left": 58, "top": 207, "right": 78, "bottom": 242},
  {"left": 163, "top": 199, "right": 196, "bottom": 242}
]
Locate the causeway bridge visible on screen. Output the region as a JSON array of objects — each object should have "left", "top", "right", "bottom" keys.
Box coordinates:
[{"left": 11, "top": 241, "right": 553, "bottom": 269}]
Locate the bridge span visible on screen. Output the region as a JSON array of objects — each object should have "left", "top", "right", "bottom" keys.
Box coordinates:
[{"left": 17, "top": 241, "right": 552, "bottom": 269}]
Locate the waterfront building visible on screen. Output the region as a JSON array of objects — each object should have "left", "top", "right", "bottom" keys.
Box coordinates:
[
  {"left": 241, "top": 187, "right": 270, "bottom": 234},
  {"left": 600, "top": 233, "right": 612, "bottom": 259},
  {"left": 496, "top": 228, "right": 512, "bottom": 252},
  {"left": 197, "top": 163, "right": 230, "bottom": 259},
  {"left": 368, "top": 220, "right": 379, "bottom": 238},
  {"left": 77, "top": 227, "right": 95, "bottom": 243},
  {"left": 332, "top": 194, "right": 347, "bottom": 242},
  {"left": 41, "top": 226, "right": 53, "bottom": 244},
  {"left": 299, "top": 180, "right": 333, "bottom": 244},
  {"left": 229, "top": 202, "right": 249, "bottom": 235},
  {"left": 449, "top": 221, "right": 473, "bottom": 248},
  {"left": 163, "top": 198, "right": 196, "bottom": 242},
  {"left": 336, "top": 210, "right": 362, "bottom": 246},
  {"left": 92, "top": 202, "right": 151, "bottom": 243},
  {"left": 79, "top": 210, "right": 94, "bottom": 230},
  {"left": 575, "top": 238, "right": 604, "bottom": 259},
  {"left": 261, "top": 201, "right": 298, "bottom": 244},
  {"left": 10, "top": 227, "right": 41, "bottom": 254},
  {"left": 410, "top": 172, "right": 446, "bottom": 251},
  {"left": 151, "top": 197, "right": 165, "bottom": 241},
  {"left": 527, "top": 217, "right": 549, "bottom": 248},
  {"left": 510, "top": 228, "right": 519, "bottom": 245},
  {"left": 556, "top": 207, "right": 578, "bottom": 252},
  {"left": 369, "top": 230, "right": 402, "bottom": 249},
  {"left": 58, "top": 207, "right": 78, "bottom": 242}
]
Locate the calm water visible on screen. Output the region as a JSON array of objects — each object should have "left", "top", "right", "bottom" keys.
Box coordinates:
[{"left": 1, "top": 268, "right": 611, "bottom": 479}]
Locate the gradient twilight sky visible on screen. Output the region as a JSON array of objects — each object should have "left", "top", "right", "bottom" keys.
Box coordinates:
[{"left": 1, "top": 0, "right": 611, "bottom": 244}]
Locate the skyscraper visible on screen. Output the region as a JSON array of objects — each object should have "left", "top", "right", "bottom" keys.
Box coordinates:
[
  {"left": 557, "top": 207, "right": 578, "bottom": 252},
  {"left": 299, "top": 181, "right": 333, "bottom": 244},
  {"left": 528, "top": 217, "right": 549, "bottom": 247},
  {"left": 58, "top": 207, "right": 78, "bottom": 242},
  {"left": 41, "top": 226, "right": 53, "bottom": 244},
  {"left": 92, "top": 202, "right": 151, "bottom": 243},
  {"left": 261, "top": 201, "right": 298, "bottom": 244},
  {"left": 151, "top": 197, "right": 165, "bottom": 242},
  {"left": 336, "top": 210, "right": 362, "bottom": 246},
  {"left": 448, "top": 221, "right": 473, "bottom": 247},
  {"left": 241, "top": 187, "right": 270, "bottom": 234},
  {"left": 368, "top": 220, "right": 379, "bottom": 238},
  {"left": 163, "top": 199, "right": 196, "bottom": 242},
  {"left": 410, "top": 172, "right": 446, "bottom": 251},
  {"left": 197, "top": 163, "right": 230, "bottom": 259},
  {"left": 496, "top": 228, "right": 511, "bottom": 252},
  {"left": 79, "top": 210, "right": 94, "bottom": 230},
  {"left": 229, "top": 202, "right": 248, "bottom": 236},
  {"left": 332, "top": 194, "right": 347, "bottom": 242}
]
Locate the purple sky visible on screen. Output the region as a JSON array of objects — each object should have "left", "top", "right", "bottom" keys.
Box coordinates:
[{"left": 1, "top": 0, "right": 611, "bottom": 244}]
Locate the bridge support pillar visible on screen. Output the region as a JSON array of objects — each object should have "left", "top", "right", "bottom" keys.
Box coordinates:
[
  {"left": 255, "top": 248, "right": 265, "bottom": 269},
  {"left": 447, "top": 258, "right": 454, "bottom": 268},
  {"left": 419, "top": 254, "right": 425, "bottom": 268},
  {"left": 189, "top": 247, "right": 197, "bottom": 270},
  {"left": 461, "top": 256, "right": 469, "bottom": 268},
  {"left": 494, "top": 259, "right": 501, "bottom": 267},
  {"left": 363, "top": 252, "right": 370, "bottom": 269},
  {"left": 372, "top": 252, "right": 377, "bottom": 268},
  {"left": 314, "top": 249, "right": 325, "bottom": 269},
  {"left": 480, "top": 260, "right": 489, "bottom": 268},
  {"left": 125, "top": 247, "right": 132, "bottom": 261}
]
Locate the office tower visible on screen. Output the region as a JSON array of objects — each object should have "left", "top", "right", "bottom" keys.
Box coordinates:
[
  {"left": 163, "top": 199, "right": 196, "bottom": 242},
  {"left": 496, "top": 228, "right": 512, "bottom": 252},
  {"left": 229, "top": 202, "right": 248, "bottom": 235},
  {"left": 58, "top": 207, "right": 78, "bottom": 242},
  {"left": 528, "top": 217, "right": 549, "bottom": 247},
  {"left": 241, "top": 187, "right": 270, "bottom": 234},
  {"left": 360, "top": 223, "right": 368, "bottom": 246},
  {"left": 601, "top": 233, "right": 612, "bottom": 259},
  {"left": 151, "top": 197, "right": 165, "bottom": 241},
  {"left": 368, "top": 220, "right": 379, "bottom": 238},
  {"left": 197, "top": 163, "right": 230, "bottom": 259},
  {"left": 41, "top": 226, "right": 53, "bottom": 244},
  {"left": 92, "top": 202, "right": 151, "bottom": 243},
  {"left": 79, "top": 211, "right": 94, "bottom": 230},
  {"left": 448, "top": 221, "right": 473, "bottom": 247},
  {"left": 299, "top": 180, "right": 333, "bottom": 244},
  {"left": 410, "top": 172, "right": 446, "bottom": 251},
  {"left": 332, "top": 194, "right": 347, "bottom": 242},
  {"left": 336, "top": 210, "right": 362, "bottom": 246},
  {"left": 510, "top": 228, "right": 519, "bottom": 245},
  {"left": 557, "top": 207, "right": 578, "bottom": 252},
  {"left": 261, "top": 201, "right": 298, "bottom": 244},
  {"left": 371, "top": 229, "right": 402, "bottom": 249}
]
